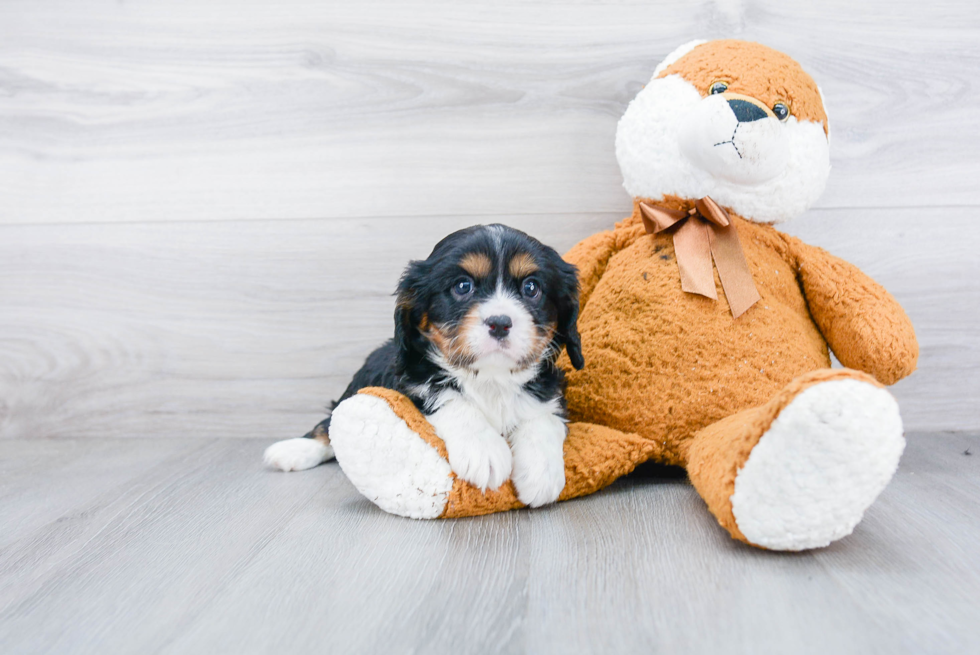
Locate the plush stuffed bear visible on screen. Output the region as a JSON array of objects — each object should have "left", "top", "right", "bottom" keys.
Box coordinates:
[{"left": 328, "top": 39, "right": 918, "bottom": 551}]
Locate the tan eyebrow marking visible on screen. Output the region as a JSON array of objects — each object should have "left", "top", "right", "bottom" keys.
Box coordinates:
[
  {"left": 508, "top": 252, "right": 539, "bottom": 279},
  {"left": 460, "top": 252, "right": 492, "bottom": 278}
]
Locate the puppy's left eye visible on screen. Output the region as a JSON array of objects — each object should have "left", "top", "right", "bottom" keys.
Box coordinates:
[
  {"left": 521, "top": 279, "right": 541, "bottom": 299},
  {"left": 451, "top": 277, "right": 474, "bottom": 299},
  {"left": 772, "top": 102, "right": 791, "bottom": 122},
  {"left": 708, "top": 81, "right": 729, "bottom": 95}
]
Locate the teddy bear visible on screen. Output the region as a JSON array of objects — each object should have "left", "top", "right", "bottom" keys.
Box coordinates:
[{"left": 326, "top": 39, "right": 919, "bottom": 551}]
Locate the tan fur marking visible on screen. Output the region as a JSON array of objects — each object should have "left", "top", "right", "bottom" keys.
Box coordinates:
[
  {"left": 311, "top": 422, "right": 331, "bottom": 446},
  {"left": 460, "top": 252, "right": 492, "bottom": 278},
  {"left": 657, "top": 39, "right": 828, "bottom": 135},
  {"left": 425, "top": 307, "right": 483, "bottom": 368},
  {"left": 508, "top": 252, "right": 539, "bottom": 279},
  {"left": 519, "top": 323, "right": 556, "bottom": 370}
]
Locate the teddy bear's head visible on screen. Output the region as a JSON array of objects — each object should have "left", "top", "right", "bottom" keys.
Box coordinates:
[{"left": 616, "top": 39, "right": 831, "bottom": 223}]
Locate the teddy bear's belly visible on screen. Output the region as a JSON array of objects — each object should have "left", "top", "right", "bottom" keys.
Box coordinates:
[{"left": 563, "top": 234, "right": 829, "bottom": 463}]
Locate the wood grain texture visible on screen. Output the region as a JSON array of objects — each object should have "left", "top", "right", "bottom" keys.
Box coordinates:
[
  {"left": 0, "top": 212, "right": 612, "bottom": 441},
  {"left": 1, "top": 4, "right": 976, "bottom": 653},
  {"left": 0, "top": 0, "right": 978, "bottom": 225},
  {"left": 0, "top": 2, "right": 976, "bottom": 431},
  {"left": 0, "top": 433, "right": 977, "bottom": 654},
  {"left": 1, "top": 207, "right": 974, "bottom": 443}
]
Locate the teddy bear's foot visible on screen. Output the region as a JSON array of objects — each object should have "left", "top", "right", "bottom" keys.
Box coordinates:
[
  {"left": 734, "top": 376, "right": 904, "bottom": 550},
  {"left": 687, "top": 369, "right": 906, "bottom": 551},
  {"left": 329, "top": 392, "right": 454, "bottom": 519}
]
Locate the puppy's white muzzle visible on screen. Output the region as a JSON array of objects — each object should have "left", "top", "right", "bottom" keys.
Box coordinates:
[
  {"left": 466, "top": 290, "right": 535, "bottom": 370},
  {"left": 679, "top": 94, "right": 788, "bottom": 186}
]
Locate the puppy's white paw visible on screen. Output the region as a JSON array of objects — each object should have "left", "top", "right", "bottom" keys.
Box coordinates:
[
  {"left": 263, "top": 437, "right": 334, "bottom": 472},
  {"left": 430, "top": 408, "right": 512, "bottom": 491},
  {"left": 446, "top": 425, "right": 513, "bottom": 491},
  {"left": 512, "top": 450, "right": 565, "bottom": 508},
  {"left": 510, "top": 416, "right": 567, "bottom": 507}
]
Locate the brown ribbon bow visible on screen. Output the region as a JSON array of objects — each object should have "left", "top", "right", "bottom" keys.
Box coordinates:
[{"left": 639, "top": 196, "right": 761, "bottom": 318}]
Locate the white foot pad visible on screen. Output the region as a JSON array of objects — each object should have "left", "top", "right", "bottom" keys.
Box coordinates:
[
  {"left": 329, "top": 394, "right": 453, "bottom": 519},
  {"left": 264, "top": 437, "right": 335, "bottom": 472},
  {"left": 731, "top": 379, "right": 905, "bottom": 551}
]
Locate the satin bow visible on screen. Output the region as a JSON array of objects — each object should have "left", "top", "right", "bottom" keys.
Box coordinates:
[{"left": 639, "top": 196, "right": 761, "bottom": 318}]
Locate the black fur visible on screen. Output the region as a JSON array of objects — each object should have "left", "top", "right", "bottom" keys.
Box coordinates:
[{"left": 303, "top": 224, "right": 583, "bottom": 439}]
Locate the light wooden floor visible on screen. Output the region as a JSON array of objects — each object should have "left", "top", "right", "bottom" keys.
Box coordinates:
[
  {"left": 0, "top": 433, "right": 978, "bottom": 654},
  {"left": 2, "top": 0, "right": 979, "bottom": 652}
]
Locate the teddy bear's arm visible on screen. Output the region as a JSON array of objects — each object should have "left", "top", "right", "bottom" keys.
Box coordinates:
[
  {"left": 563, "top": 230, "right": 621, "bottom": 310},
  {"left": 791, "top": 239, "right": 918, "bottom": 385}
]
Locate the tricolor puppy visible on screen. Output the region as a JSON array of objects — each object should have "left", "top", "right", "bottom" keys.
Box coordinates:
[{"left": 264, "top": 225, "right": 583, "bottom": 507}]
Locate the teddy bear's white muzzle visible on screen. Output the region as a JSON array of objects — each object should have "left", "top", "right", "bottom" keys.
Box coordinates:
[{"left": 679, "top": 94, "right": 788, "bottom": 186}]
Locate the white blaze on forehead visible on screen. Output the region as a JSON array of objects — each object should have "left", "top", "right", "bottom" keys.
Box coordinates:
[{"left": 485, "top": 224, "right": 505, "bottom": 262}]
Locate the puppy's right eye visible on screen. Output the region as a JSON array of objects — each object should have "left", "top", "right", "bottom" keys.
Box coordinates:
[
  {"left": 709, "top": 81, "right": 729, "bottom": 95},
  {"left": 451, "top": 278, "right": 473, "bottom": 299}
]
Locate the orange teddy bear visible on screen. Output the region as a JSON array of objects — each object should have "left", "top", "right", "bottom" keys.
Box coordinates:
[{"left": 325, "top": 40, "right": 918, "bottom": 551}]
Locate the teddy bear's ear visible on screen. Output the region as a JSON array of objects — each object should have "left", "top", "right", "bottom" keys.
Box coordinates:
[{"left": 553, "top": 257, "right": 584, "bottom": 370}]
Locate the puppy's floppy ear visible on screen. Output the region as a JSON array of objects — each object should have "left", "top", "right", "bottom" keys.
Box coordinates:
[
  {"left": 394, "top": 260, "right": 428, "bottom": 354},
  {"left": 551, "top": 254, "right": 584, "bottom": 370}
]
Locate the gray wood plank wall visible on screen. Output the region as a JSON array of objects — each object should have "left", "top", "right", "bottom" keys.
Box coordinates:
[{"left": 1, "top": 0, "right": 977, "bottom": 439}]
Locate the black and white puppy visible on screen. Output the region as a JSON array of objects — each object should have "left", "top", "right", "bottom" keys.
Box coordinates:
[{"left": 264, "top": 224, "right": 584, "bottom": 507}]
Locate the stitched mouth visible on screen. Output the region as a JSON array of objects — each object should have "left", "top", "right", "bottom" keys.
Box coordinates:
[{"left": 713, "top": 123, "right": 743, "bottom": 159}]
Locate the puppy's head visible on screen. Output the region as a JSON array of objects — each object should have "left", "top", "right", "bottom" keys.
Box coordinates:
[{"left": 395, "top": 225, "right": 583, "bottom": 374}]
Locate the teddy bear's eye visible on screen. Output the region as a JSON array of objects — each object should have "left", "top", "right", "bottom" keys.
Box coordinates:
[
  {"left": 773, "top": 102, "right": 791, "bottom": 122},
  {"left": 709, "top": 81, "right": 729, "bottom": 95}
]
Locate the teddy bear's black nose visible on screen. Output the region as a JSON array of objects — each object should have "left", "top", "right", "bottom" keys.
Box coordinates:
[{"left": 728, "top": 98, "right": 768, "bottom": 123}]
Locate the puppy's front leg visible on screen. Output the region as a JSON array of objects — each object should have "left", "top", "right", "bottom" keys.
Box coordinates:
[
  {"left": 509, "top": 414, "right": 567, "bottom": 507},
  {"left": 428, "top": 398, "right": 513, "bottom": 491}
]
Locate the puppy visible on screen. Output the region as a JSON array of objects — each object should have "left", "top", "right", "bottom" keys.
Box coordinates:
[{"left": 264, "top": 224, "right": 584, "bottom": 507}]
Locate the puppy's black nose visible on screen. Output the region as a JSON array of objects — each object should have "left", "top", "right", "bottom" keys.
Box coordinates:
[
  {"left": 727, "top": 98, "right": 768, "bottom": 123},
  {"left": 485, "top": 315, "right": 512, "bottom": 339}
]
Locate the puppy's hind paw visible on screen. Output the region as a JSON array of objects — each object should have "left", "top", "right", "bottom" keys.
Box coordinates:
[{"left": 264, "top": 437, "right": 334, "bottom": 472}]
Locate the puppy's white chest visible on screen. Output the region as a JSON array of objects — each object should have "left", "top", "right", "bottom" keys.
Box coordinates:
[{"left": 457, "top": 370, "right": 555, "bottom": 436}]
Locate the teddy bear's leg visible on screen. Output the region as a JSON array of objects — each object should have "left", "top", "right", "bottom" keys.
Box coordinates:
[
  {"left": 683, "top": 369, "right": 905, "bottom": 551},
  {"left": 328, "top": 388, "right": 455, "bottom": 519},
  {"left": 330, "top": 387, "right": 656, "bottom": 519}
]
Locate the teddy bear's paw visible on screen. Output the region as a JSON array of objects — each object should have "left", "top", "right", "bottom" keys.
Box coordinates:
[
  {"left": 731, "top": 379, "right": 905, "bottom": 551},
  {"left": 510, "top": 417, "right": 567, "bottom": 507},
  {"left": 329, "top": 394, "right": 453, "bottom": 519},
  {"left": 263, "top": 437, "right": 334, "bottom": 472}
]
